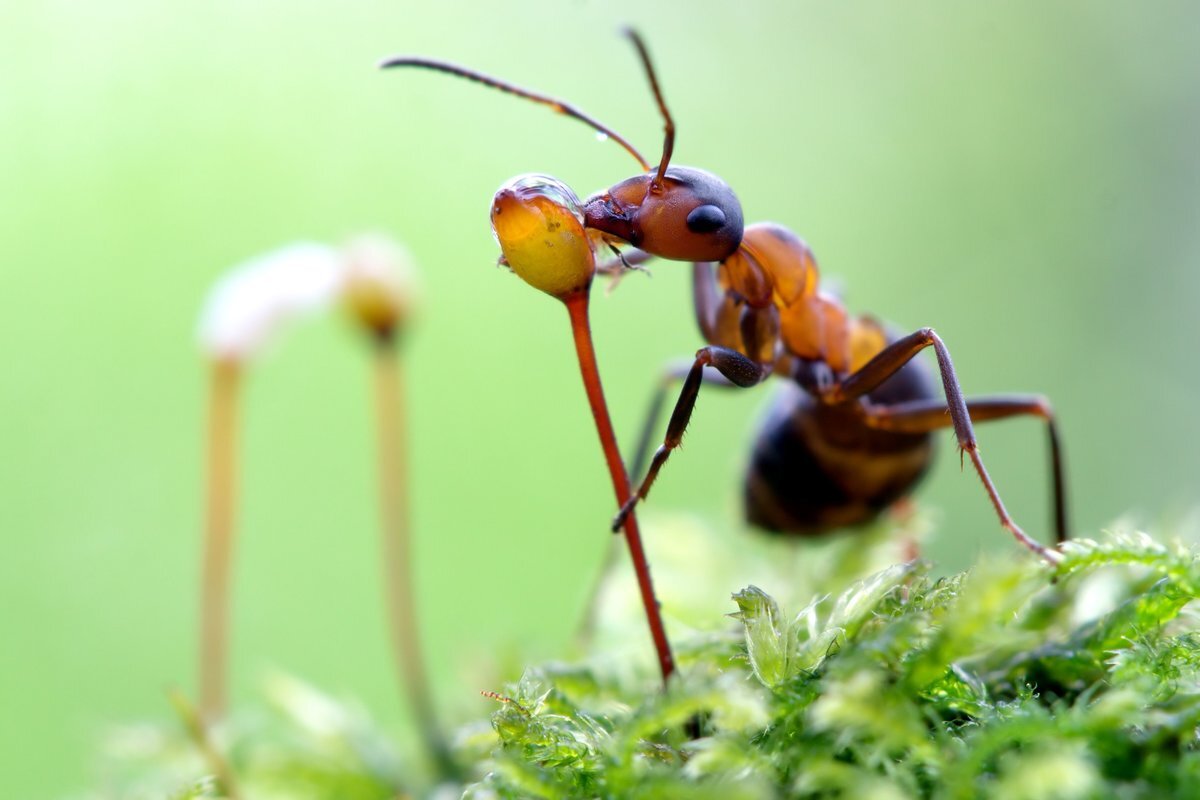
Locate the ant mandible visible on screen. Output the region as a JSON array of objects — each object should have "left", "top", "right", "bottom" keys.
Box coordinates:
[{"left": 383, "top": 31, "right": 1068, "bottom": 564}]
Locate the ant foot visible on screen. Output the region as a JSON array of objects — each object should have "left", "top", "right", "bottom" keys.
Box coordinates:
[
  {"left": 1005, "top": 522, "right": 1062, "bottom": 567},
  {"left": 612, "top": 497, "right": 639, "bottom": 532}
]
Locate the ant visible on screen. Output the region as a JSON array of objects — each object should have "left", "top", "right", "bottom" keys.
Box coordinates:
[{"left": 382, "top": 31, "right": 1067, "bottom": 566}]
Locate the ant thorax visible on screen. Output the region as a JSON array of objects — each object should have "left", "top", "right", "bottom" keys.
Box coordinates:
[{"left": 721, "top": 223, "right": 887, "bottom": 375}]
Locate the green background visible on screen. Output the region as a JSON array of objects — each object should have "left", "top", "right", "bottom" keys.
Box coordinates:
[{"left": 3, "top": 2, "right": 1198, "bottom": 796}]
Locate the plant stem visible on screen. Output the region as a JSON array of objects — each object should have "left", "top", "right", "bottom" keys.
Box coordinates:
[
  {"left": 200, "top": 358, "right": 240, "bottom": 722},
  {"left": 169, "top": 687, "right": 242, "bottom": 799},
  {"left": 574, "top": 536, "right": 621, "bottom": 651},
  {"left": 370, "top": 339, "right": 456, "bottom": 777},
  {"left": 563, "top": 293, "right": 675, "bottom": 684}
]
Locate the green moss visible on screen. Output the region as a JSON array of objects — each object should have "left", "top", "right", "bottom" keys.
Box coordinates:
[{"left": 91, "top": 530, "right": 1200, "bottom": 798}]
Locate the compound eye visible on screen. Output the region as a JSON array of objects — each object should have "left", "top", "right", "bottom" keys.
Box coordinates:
[{"left": 685, "top": 204, "right": 727, "bottom": 234}]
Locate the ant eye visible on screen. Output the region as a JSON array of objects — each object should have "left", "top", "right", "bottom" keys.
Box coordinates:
[{"left": 686, "top": 204, "right": 727, "bottom": 234}]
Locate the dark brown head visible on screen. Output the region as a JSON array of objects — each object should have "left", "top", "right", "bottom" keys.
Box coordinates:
[{"left": 582, "top": 166, "right": 744, "bottom": 262}]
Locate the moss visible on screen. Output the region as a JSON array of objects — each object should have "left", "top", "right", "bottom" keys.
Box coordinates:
[{"left": 91, "top": 530, "right": 1200, "bottom": 799}]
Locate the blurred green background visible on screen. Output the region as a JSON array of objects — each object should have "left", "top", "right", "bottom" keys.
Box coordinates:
[{"left": 3, "top": 1, "right": 1199, "bottom": 795}]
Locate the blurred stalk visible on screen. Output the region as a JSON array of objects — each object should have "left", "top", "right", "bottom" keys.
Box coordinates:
[
  {"left": 370, "top": 335, "right": 456, "bottom": 779},
  {"left": 195, "top": 242, "right": 342, "bottom": 722},
  {"left": 169, "top": 687, "right": 241, "bottom": 799},
  {"left": 200, "top": 358, "right": 240, "bottom": 722}
]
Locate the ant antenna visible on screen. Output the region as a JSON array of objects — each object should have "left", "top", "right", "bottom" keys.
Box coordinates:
[
  {"left": 380, "top": 56, "right": 650, "bottom": 171},
  {"left": 622, "top": 28, "right": 675, "bottom": 191}
]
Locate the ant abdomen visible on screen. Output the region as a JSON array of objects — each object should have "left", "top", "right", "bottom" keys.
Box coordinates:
[
  {"left": 745, "top": 350, "right": 938, "bottom": 536},
  {"left": 583, "top": 166, "right": 744, "bottom": 262}
]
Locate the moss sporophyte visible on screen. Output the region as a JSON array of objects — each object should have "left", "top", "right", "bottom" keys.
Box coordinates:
[
  {"left": 491, "top": 173, "right": 677, "bottom": 684},
  {"left": 194, "top": 238, "right": 452, "bottom": 781}
]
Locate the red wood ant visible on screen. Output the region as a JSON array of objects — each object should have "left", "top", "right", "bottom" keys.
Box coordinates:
[{"left": 382, "top": 31, "right": 1067, "bottom": 568}]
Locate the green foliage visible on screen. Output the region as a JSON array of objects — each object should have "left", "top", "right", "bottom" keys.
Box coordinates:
[
  {"left": 94, "top": 530, "right": 1200, "bottom": 797},
  {"left": 88, "top": 675, "right": 411, "bottom": 800}
]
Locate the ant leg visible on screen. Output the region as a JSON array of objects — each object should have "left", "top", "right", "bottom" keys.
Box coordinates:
[
  {"left": 864, "top": 395, "right": 1068, "bottom": 546},
  {"left": 829, "top": 329, "right": 1059, "bottom": 564},
  {"left": 626, "top": 261, "right": 728, "bottom": 478},
  {"left": 595, "top": 248, "right": 654, "bottom": 277},
  {"left": 612, "top": 346, "right": 768, "bottom": 531},
  {"left": 693, "top": 262, "right": 720, "bottom": 341},
  {"left": 630, "top": 362, "right": 737, "bottom": 483},
  {"left": 596, "top": 248, "right": 654, "bottom": 295},
  {"left": 575, "top": 358, "right": 735, "bottom": 651}
]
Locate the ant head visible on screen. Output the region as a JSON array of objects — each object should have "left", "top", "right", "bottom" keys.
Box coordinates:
[
  {"left": 582, "top": 166, "right": 744, "bottom": 262},
  {"left": 385, "top": 32, "right": 742, "bottom": 261},
  {"left": 577, "top": 32, "right": 743, "bottom": 262},
  {"left": 491, "top": 174, "right": 596, "bottom": 300}
]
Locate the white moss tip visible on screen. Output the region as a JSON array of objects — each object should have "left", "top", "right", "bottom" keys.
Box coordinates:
[{"left": 197, "top": 242, "right": 343, "bottom": 361}]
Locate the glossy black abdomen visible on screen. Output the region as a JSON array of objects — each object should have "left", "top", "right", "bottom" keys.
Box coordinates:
[{"left": 744, "top": 350, "right": 938, "bottom": 536}]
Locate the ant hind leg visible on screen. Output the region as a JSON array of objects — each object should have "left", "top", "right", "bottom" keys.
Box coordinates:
[
  {"left": 829, "top": 328, "right": 1061, "bottom": 564},
  {"left": 864, "top": 394, "right": 1068, "bottom": 546}
]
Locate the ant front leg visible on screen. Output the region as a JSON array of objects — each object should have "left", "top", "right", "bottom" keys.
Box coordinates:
[
  {"left": 577, "top": 359, "right": 737, "bottom": 648},
  {"left": 612, "top": 346, "right": 768, "bottom": 532},
  {"left": 595, "top": 247, "right": 654, "bottom": 281},
  {"left": 628, "top": 262, "right": 732, "bottom": 479},
  {"left": 828, "top": 328, "right": 1060, "bottom": 564},
  {"left": 629, "top": 362, "right": 738, "bottom": 484},
  {"left": 692, "top": 261, "right": 721, "bottom": 341},
  {"left": 863, "top": 395, "right": 1068, "bottom": 546}
]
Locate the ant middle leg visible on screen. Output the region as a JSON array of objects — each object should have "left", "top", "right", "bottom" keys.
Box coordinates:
[
  {"left": 863, "top": 395, "right": 1068, "bottom": 546},
  {"left": 612, "top": 346, "right": 769, "bottom": 532},
  {"left": 828, "top": 328, "right": 1060, "bottom": 564},
  {"left": 628, "top": 260, "right": 737, "bottom": 484}
]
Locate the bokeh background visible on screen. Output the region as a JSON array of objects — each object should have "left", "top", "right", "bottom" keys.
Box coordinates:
[{"left": 3, "top": 1, "right": 1199, "bottom": 795}]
